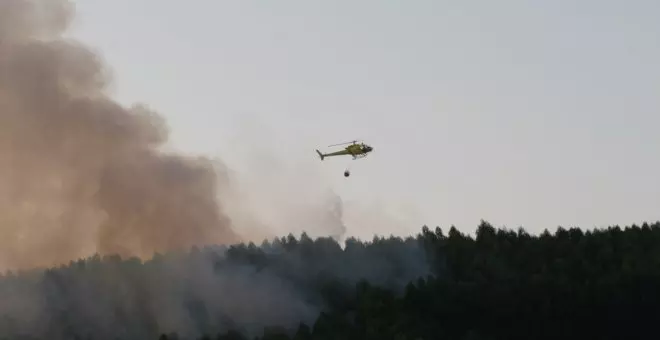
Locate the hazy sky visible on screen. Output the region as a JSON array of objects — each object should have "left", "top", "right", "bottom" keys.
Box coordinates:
[{"left": 67, "top": 0, "right": 660, "bottom": 238}]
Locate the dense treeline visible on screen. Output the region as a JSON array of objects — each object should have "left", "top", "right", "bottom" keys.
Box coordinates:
[
  {"left": 2, "top": 221, "right": 660, "bottom": 339},
  {"left": 0, "top": 230, "right": 428, "bottom": 340},
  {"left": 200, "top": 221, "right": 660, "bottom": 340}
]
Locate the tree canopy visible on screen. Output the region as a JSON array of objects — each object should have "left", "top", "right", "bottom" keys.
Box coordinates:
[{"left": 1, "top": 221, "right": 659, "bottom": 340}]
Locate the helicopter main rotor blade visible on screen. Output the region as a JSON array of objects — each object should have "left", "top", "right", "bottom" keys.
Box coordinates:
[{"left": 327, "top": 140, "right": 359, "bottom": 147}]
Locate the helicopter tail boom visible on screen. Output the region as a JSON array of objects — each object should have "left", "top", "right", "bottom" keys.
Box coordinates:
[{"left": 316, "top": 149, "right": 325, "bottom": 161}]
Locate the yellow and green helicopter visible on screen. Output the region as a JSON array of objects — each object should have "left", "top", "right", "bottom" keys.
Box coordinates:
[{"left": 315, "top": 140, "right": 374, "bottom": 177}]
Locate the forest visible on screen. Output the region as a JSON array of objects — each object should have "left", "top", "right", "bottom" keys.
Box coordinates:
[{"left": 1, "top": 221, "right": 660, "bottom": 340}]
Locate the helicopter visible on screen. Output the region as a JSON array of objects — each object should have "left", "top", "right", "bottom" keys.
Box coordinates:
[{"left": 315, "top": 140, "right": 374, "bottom": 177}]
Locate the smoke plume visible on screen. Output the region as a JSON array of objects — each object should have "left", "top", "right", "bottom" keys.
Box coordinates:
[
  {"left": 0, "top": 2, "right": 434, "bottom": 339},
  {"left": 0, "top": 0, "right": 240, "bottom": 271}
]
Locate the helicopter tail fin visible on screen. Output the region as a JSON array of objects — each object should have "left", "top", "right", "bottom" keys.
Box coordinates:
[{"left": 316, "top": 149, "right": 325, "bottom": 161}]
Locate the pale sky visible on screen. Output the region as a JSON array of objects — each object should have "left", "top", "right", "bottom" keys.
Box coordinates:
[{"left": 67, "top": 0, "right": 660, "bottom": 238}]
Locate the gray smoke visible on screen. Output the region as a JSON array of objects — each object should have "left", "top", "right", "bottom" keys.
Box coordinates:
[
  {"left": 0, "top": 235, "right": 431, "bottom": 339},
  {"left": 0, "top": 1, "right": 432, "bottom": 339},
  {"left": 0, "top": 0, "right": 240, "bottom": 271}
]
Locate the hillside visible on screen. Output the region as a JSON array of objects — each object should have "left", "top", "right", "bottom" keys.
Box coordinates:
[{"left": 1, "top": 221, "right": 659, "bottom": 339}]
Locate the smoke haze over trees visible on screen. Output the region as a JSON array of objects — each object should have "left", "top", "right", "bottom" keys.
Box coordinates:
[
  {"left": 1, "top": 222, "right": 660, "bottom": 339},
  {"left": 0, "top": 231, "right": 430, "bottom": 339}
]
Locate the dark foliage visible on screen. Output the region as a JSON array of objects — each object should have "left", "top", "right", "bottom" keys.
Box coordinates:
[
  {"left": 5, "top": 220, "right": 660, "bottom": 339},
  {"left": 200, "top": 221, "right": 660, "bottom": 340}
]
